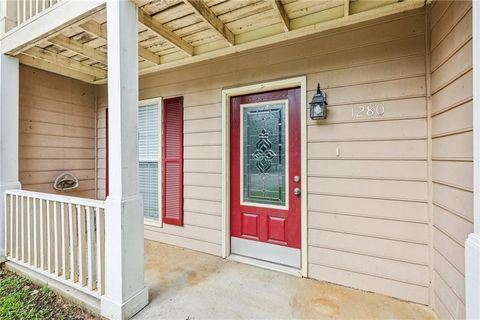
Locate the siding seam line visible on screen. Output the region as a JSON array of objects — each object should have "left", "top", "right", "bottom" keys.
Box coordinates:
[
  {"left": 307, "top": 261, "right": 430, "bottom": 288},
  {"left": 430, "top": 5, "right": 472, "bottom": 52},
  {"left": 308, "top": 243, "right": 429, "bottom": 267},
  {"left": 309, "top": 209, "right": 428, "bottom": 224},
  {"left": 308, "top": 226, "right": 428, "bottom": 245}
]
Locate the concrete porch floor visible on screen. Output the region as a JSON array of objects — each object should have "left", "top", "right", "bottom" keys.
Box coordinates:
[{"left": 135, "top": 240, "right": 437, "bottom": 320}]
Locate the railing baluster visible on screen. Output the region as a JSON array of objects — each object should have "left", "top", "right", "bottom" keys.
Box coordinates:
[
  {"left": 5, "top": 194, "right": 14, "bottom": 257},
  {"left": 16, "top": 0, "right": 21, "bottom": 27},
  {"left": 53, "top": 201, "right": 60, "bottom": 276},
  {"left": 95, "top": 207, "right": 105, "bottom": 294},
  {"left": 27, "top": 197, "right": 31, "bottom": 264},
  {"left": 46, "top": 200, "right": 53, "bottom": 273},
  {"left": 69, "top": 203, "right": 77, "bottom": 282},
  {"left": 11, "top": 0, "right": 69, "bottom": 32},
  {"left": 5, "top": 194, "right": 10, "bottom": 257},
  {"left": 61, "top": 202, "right": 68, "bottom": 279},
  {"left": 20, "top": 196, "right": 25, "bottom": 262},
  {"left": 15, "top": 195, "right": 20, "bottom": 260},
  {"left": 8, "top": 194, "right": 13, "bottom": 257},
  {"left": 23, "top": 196, "right": 27, "bottom": 262},
  {"left": 23, "top": 197, "right": 28, "bottom": 263},
  {"left": 33, "top": 198, "right": 37, "bottom": 267},
  {"left": 22, "top": 0, "right": 26, "bottom": 26},
  {"left": 78, "top": 205, "right": 87, "bottom": 287},
  {"left": 86, "top": 207, "right": 95, "bottom": 290},
  {"left": 39, "top": 199, "right": 45, "bottom": 270}
]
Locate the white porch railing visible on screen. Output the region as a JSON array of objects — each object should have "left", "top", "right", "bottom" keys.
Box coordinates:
[
  {"left": 15, "top": 0, "right": 63, "bottom": 27},
  {"left": 4, "top": 189, "right": 105, "bottom": 298}
]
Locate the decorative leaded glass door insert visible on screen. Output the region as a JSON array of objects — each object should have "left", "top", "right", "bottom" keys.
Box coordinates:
[{"left": 241, "top": 101, "right": 288, "bottom": 208}]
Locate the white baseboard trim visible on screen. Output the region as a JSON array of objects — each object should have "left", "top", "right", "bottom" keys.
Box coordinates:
[
  {"left": 228, "top": 254, "right": 302, "bottom": 277},
  {"left": 231, "top": 237, "right": 301, "bottom": 268},
  {"left": 466, "top": 233, "right": 480, "bottom": 320}
]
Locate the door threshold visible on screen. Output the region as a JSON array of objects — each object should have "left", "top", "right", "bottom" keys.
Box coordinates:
[{"left": 227, "top": 254, "right": 302, "bottom": 277}]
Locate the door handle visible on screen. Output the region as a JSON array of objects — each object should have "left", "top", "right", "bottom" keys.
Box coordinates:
[{"left": 293, "top": 187, "right": 301, "bottom": 196}]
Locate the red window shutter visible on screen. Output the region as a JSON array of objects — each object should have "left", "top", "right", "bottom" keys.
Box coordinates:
[{"left": 162, "top": 97, "right": 184, "bottom": 225}]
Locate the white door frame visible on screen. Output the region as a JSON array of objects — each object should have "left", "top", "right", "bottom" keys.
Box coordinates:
[{"left": 221, "top": 76, "right": 308, "bottom": 277}]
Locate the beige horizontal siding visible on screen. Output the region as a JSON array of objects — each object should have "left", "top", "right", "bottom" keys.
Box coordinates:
[
  {"left": 429, "top": 1, "right": 473, "bottom": 318},
  {"left": 95, "top": 88, "right": 107, "bottom": 200},
  {"left": 19, "top": 66, "right": 96, "bottom": 198},
  {"left": 98, "top": 9, "right": 431, "bottom": 304}
]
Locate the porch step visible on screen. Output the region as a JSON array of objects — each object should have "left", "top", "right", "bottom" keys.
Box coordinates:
[{"left": 4, "top": 261, "right": 101, "bottom": 317}]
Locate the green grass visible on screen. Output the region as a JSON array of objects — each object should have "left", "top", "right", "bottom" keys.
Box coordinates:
[{"left": 0, "top": 269, "right": 96, "bottom": 320}]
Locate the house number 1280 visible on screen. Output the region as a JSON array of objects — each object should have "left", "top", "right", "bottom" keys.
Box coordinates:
[{"left": 352, "top": 104, "right": 385, "bottom": 119}]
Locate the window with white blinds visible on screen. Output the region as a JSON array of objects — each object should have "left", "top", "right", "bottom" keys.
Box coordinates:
[{"left": 138, "top": 102, "right": 160, "bottom": 220}]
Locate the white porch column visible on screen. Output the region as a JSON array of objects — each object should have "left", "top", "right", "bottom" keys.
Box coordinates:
[
  {"left": 100, "top": 1, "right": 148, "bottom": 319},
  {"left": 466, "top": 1, "right": 480, "bottom": 319},
  {"left": 0, "top": 54, "right": 20, "bottom": 262}
]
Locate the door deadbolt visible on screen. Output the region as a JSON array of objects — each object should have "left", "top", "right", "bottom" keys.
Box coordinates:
[
  {"left": 293, "top": 187, "right": 301, "bottom": 196},
  {"left": 293, "top": 175, "right": 300, "bottom": 183}
]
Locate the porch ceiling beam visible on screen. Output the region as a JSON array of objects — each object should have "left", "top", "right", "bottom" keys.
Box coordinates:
[
  {"left": 49, "top": 34, "right": 107, "bottom": 64},
  {"left": 270, "top": 0, "right": 290, "bottom": 32},
  {"left": 138, "top": 9, "right": 194, "bottom": 56},
  {"left": 18, "top": 53, "right": 96, "bottom": 83},
  {"left": 131, "top": 0, "right": 427, "bottom": 80},
  {"left": 23, "top": 47, "right": 107, "bottom": 78},
  {"left": 182, "top": 0, "right": 235, "bottom": 46},
  {"left": 344, "top": 0, "right": 350, "bottom": 17},
  {"left": 79, "top": 20, "right": 161, "bottom": 65}
]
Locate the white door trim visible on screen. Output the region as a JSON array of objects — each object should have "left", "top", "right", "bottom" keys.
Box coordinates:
[{"left": 221, "top": 76, "right": 308, "bottom": 277}]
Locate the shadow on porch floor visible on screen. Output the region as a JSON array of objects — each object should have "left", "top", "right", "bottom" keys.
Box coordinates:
[{"left": 135, "top": 240, "right": 437, "bottom": 320}]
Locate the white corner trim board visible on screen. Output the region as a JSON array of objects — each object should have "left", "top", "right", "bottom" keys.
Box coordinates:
[{"left": 466, "top": 1, "right": 480, "bottom": 319}]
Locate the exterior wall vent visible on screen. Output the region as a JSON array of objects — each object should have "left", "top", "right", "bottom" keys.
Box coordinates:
[{"left": 53, "top": 172, "right": 79, "bottom": 191}]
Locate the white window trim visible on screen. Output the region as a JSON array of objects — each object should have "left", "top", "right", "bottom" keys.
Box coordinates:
[{"left": 139, "top": 97, "right": 163, "bottom": 227}]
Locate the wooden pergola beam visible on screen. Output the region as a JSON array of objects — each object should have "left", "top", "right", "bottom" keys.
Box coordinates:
[
  {"left": 133, "top": 0, "right": 427, "bottom": 79},
  {"left": 270, "top": 0, "right": 290, "bottom": 32},
  {"left": 49, "top": 34, "right": 107, "bottom": 64},
  {"left": 138, "top": 9, "right": 194, "bottom": 56},
  {"left": 80, "top": 20, "right": 161, "bottom": 65},
  {"left": 182, "top": 0, "right": 235, "bottom": 46},
  {"left": 24, "top": 47, "right": 107, "bottom": 78},
  {"left": 18, "top": 53, "right": 96, "bottom": 83},
  {"left": 344, "top": 0, "right": 350, "bottom": 17}
]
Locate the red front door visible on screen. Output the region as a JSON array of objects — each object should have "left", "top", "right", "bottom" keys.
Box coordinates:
[{"left": 230, "top": 88, "right": 301, "bottom": 252}]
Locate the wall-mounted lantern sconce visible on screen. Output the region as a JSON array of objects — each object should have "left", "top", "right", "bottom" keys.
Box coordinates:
[{"left": 310, "top": 83, "right": 328, "bottom": 120}]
